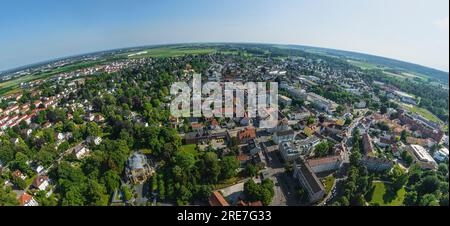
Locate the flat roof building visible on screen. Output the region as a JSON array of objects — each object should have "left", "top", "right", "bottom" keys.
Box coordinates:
[{"left": 406, "top": 145, "right": 437, "bottom": 170}]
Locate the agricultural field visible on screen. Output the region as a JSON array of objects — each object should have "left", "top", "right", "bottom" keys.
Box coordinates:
[
  {"left": 122, "top": 47, "right": 216, "bottom": 59},
  {"left": 0, "top": 60, "right": 108, "bottom": 95},
  {"left": 347, "top": 59, "right": 385, "bottom": 70},
  {"left": 383, "top": 71, "right": 426, "bottom": 81}
]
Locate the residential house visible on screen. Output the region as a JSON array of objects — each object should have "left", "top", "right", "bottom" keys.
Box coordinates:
[
  {"left": 434, "top": 147, "right": 449, "bottom": 162},
  {"left": 94, "top": 114, "right": 105, "bottom": 123},
  {"left": 73, "top": 144, "right": 90, "bottom": 159},
  {"left": 238, "top": 127, "right": 256, "bottom": 144},
  {"left": 12, "top": 170, "right": 26, "bottom": 180},
  {"left": 34, "top": 165, "right": 44, "bottom": 174},
  {"left": 32, "top": 175, "right": 50, "bottom": 191},
  {"left": 236, "top": 152, "right": 250, "bottom": 167},
  {"left": 86, "top": 136, "right": 102, "bottom": 145},
  {"left": 10, "top": 138, "right": 20, "bottom": 145},
  {"left": 19, "top": 193, "right": 39, "bottom": 206},
  {"left": 57, "top": 133, "right": 65, "bottom": 141}
]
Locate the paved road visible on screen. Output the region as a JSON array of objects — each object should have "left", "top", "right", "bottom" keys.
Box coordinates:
[{"left": 261, "top": 142, "right": 302, "bottom": 206}]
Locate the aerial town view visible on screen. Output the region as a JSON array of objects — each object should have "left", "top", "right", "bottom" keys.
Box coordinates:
[{"left": 0, "top": 0, "right": 448, "bottom": 217}]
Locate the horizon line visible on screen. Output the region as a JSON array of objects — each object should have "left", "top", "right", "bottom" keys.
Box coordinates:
[{"left": 1, "top": 41, "right": 449, "bottom": 75}]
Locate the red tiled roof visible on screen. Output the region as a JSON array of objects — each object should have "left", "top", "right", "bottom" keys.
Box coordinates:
[
  {"left": 32, "top": 175, "right": 49, "bottom": 188},
  {"left": 19, "top": 193, "right": 33, "bottom": 206},
  {"left": 307, "top": 155, "right": 342, "bottom": 167},
  {"left": 12, "top": 170, "right": 23, "bottom": 178},
  {"left": 191, "top": 123, "right": 204, "bottom": 129},
  {"left": 237, "top": 200, "right": 263, "bottom": 206},
  {"left": 238, "top": 127, "right": 256, "bottom": 140},
  {"left": 236, "top": 153, "right": 249, "bottom": 161},
  {"left": 209, "top": 191, "right": 230, "bottom": 206}
]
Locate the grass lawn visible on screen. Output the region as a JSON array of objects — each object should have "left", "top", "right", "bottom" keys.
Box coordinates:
[
  {"left": 322, "top": 175, "right": 335, "bottom": 195},
  {"left": 368, "top": 181, "right": 406, "bottom": 206},
  {"left": 180, "top": 144, "right": 198, "bottom": 156},
  {"left": 213, "top": 176, "right": 246, "bottom": 190},
  {"left": 403, "top": 104, "right": 444, "bottom": 125},
  {"left": 407, "top": 106, "right": 443, "bottom": 125}
]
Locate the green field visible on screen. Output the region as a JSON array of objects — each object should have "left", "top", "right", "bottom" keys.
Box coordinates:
[
  {"left": 382, "top": 71, "right": 426, "bottom": 82},
  {"left": 180, "top": 144, "right": 198, "bottom": 156},
  {"left": 347, "top": 59, "right": 384, "bottom": 70},
  {"left": 322, "top": 175, "right": 336, "bottom": 195},
  {"left": 368, "top": 181, "right": 406, "bottom": 206},
  {"left": 0, "top": 60, "right": 110, "bottom": 95},
  {"left": 123, "top": 47, "right": 216, "bottom": 59},
  {"left": 402, "top": 104, "right": 444, "bottom": 125},
  {"left": 1, "top": 47, "right": 213, "bottom": 96}
]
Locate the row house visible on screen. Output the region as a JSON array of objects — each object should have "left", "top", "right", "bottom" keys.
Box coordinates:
[{"left": 3, "top": 104, "right": 19, "bottom": 115}]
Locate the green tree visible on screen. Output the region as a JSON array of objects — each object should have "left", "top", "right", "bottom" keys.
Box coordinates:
[
  {"left": 404, "top": 191, "right": 418, "bottom": 206},
  {"left": 101, "top": 170, "right": 121, "bottom": 194},
  {"left": 401, "top": 151, "right": 414, "bottom": 166},
  {"left": 12, "top": 176, "right": 27, "bottom": 190},
  {"left": 199, "top": 152, "right": 221, "bottom": 183},
  {"left": 220, "top": 156, "right": 240, "bottom": 180},
  {"left": 0, "top": 187, "right": 19, "bottom": 206},
  {"left": 35, "top": 190, "right": 57, "bottom": 206},
  {"left": 151, "top": 173, "right": 158, "bottom": 193},
  {"left": 158, "top": 174, "right": 166, "bottom": 200},
  {"left": 314, "top": 141, "right": 331, "bottom": 157},
  {"left": 246, "top": 164, "right": 258, "bottom": 177},
  {"left": 419, "top": 193, "right": 440, "bottom": 206},
  {"left": 122, "top": 185, "right": 133, "bottom": 201},
  {"left": 307, "top": 116, "right": 315, "bottom": 126},
  {"left": 61, "top": 187, "right": 85, "bottom": 206},
  {"left": 243, "top": 179, "right": 274, "bottom": 206},
  {"left": 349, "top": 148, "right": 362, "bottom": 166},
  {"left": 418, "top": 176, "right": 440, "bottom": 195},
  {"left": 440, "top": 193, "right": 449, "bottom": 206}
]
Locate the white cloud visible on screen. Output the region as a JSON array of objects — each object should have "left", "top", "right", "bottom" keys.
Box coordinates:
[{"left": 435, "top": 16, "right": 449, "bottom": 31}]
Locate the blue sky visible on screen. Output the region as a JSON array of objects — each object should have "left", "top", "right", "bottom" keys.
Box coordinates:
[{"left": 0, "top": 0, "right": 448, "bottom": 71}]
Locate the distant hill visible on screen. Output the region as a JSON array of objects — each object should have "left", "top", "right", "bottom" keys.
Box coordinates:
[{"left": 288, "top": 45, "right": 449, "bottom": 83}]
